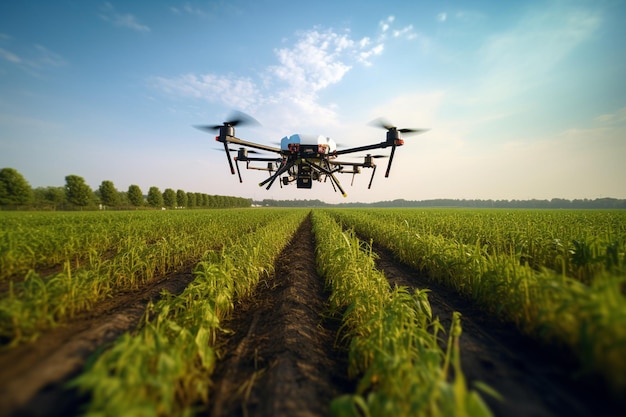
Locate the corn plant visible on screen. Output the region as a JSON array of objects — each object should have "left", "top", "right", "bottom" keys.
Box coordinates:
[
  {"left": 0, "top": 209, "right": 290, "bottom": 346},
  {"left": 312, "top": 210, "right": 493, "bottom": 417},
  {"left": 71, "top": 210, "right": 308, "bottom": 416},
  {"left": 329, "top": 208, "right": 626, "bottom": 396}
]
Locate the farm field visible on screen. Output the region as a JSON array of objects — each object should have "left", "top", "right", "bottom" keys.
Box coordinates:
[{"left": 0, "top": 208, "right": 624, "bottom": 417}]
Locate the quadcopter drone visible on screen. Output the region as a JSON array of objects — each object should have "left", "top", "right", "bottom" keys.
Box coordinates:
[{"left": 195, "top": 111, "right": 428, "bottom": 197}]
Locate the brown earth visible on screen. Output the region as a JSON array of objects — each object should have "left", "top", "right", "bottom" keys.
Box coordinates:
[
  {"left": 206, "top": 215, "right": 352, "bottom": 417},
  {"left": 0, "top": 215, "right": 623, "bottom": 417}
]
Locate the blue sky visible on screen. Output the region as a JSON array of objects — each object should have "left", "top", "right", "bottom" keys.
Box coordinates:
[{"left": 1, "top": 0, "right": 624, "bottom": 203}]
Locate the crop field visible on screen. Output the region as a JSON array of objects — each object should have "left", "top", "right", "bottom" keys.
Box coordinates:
[{"left": 0, "top": 208, "right": 625, "bottom": 417}]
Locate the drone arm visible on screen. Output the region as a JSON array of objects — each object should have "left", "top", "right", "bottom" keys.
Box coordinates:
[
  {"left": 221, "top": 135, "right": 282, "bottom": 154},
  {"left": 334, "top": 142, "right": 388, "bottom": 156},
  {"left": 245, "top": 156, "right": 282, "bottom": 163},
  {"left": 328, "top": 160, "right": 362, "bottom": 167}
]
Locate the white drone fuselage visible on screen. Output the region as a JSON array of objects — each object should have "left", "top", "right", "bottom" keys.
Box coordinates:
[{"left": 280, "top": 134, "right": 337, "bottom": 155}]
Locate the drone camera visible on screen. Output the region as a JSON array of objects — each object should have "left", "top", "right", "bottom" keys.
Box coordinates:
[
  {"left": 301, "top": 145, "right": 318, "bottom": 156},
  {"left": 297, "top": 162, "right": 313, "bottom": 188}
]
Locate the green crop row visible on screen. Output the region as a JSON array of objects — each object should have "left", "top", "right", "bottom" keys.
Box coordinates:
[
  {"left": 311, "top": 210, "right": 494, "bottom": 417},
  {"left": 0, "top": 209, "right": 286, "bottom": 346},
  {"left": 328, "top": 209, "right": 626, "bottom": 395},
  {"left": 1, "top": 209, "right": 281, "bottom": 281},
  {"left": 71, "top": 210, "right": 308, "bottom": 417},
  {"left": 354, "top": 208, "right": 625, "bottom": 284}
]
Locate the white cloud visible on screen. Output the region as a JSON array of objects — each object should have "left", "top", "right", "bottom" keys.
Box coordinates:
[
  {"left": 170, "top": 3, "right": 208, "bottom": 17},
  {"left": 437, "top": 13, "right": 447, "bottom": 22},
  {"left": 393, "top": 25, "right": 417, "bottom": 40},
  {"left": 595, "top": 107, "right": 626, "bottom": 125},
  {"left": 33, "top": 45, "right": 66, "bottom": 68},
  {"left": 100, "top": 2, "right": 150, "bottom": 32},
  {"left": 378, "top": 15, "right": 419, "bottom": 46},
  {"left": 151, "top": 73, "right": 259, "bottom": 109},
  {"left": 380, "top": 16, "right": 395, "bottom": 33},
  {"left": 0, "top": 37, "right": 66, "bottom": 74},
  {"left": 269, "top": 29, "right": 354, "bottom": 93},
  {"left": 357, "top": 43, "right": 384, "bottom": 66},
  {"left": 454, "top": 10, "right": 485, "bottom": 23},
  {"left": 0, "top": 47, "right": 21, "bottom": 63},
  {"left": 152, "top": 19, "right": 420, "bottom": 129}
]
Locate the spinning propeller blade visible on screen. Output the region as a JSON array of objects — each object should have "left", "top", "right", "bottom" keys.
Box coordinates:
[
  {"left": 195, "top": 110, "right": 261, "bottom": 132},
  {"left": 351, "top": 154, "right": 388, "bottom": 159},
  {"left": 369, "top": 117, "right": 428, "bottom": 135}
]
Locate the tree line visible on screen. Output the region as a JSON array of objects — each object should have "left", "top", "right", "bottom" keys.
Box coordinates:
[
  {"left": 0, "top": 167, "right": 251, "bottom": 210},
  {"left": 256, "top": 197, "right": 626, "bottom": 209}
]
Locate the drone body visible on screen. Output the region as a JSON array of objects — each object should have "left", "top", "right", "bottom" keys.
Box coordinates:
[
  {"left": 280, "top": 134, "right": 337, "bottom": 154},
  {"left": 195, "top": 112, "right": 428, "bottom": 197}
]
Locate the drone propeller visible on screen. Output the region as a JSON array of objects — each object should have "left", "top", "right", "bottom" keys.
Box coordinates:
[
  {"left": 214, "top": 147, "right": 262, "bottom": 154},
  {"left": 369, "top": 117, "right": 428, "bottom": 135},
  {"left": 195, "top": 110, "right": 261, "bottom": 132},
  {"left": 196, "top": 111, "right": 263, "bottom": 176},
  {"left": 349, "top": 154, "right": 388, "bottom": 159},
  {"left": 367, "top": 118, "right": 428, "bottom": 178}
]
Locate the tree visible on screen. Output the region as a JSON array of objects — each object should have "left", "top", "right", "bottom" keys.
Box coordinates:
[
  {"left": 0, "top": 167, "right": 33, "bottom": 206},
  {"left": 163, "top": 188, "right": 176, "bottom": 208},
  {"left": 147, "top": 186, "right": 163, "bottom": 208},
  {"left": 99, "top": 180, "right": 119, "bottom": 207},
  {"left": 117, "top": 191, "right": 129, "bottom": 206},
  {"left": 128, "top": 184, "right": 144, "bottom": 207},
  {"left": 186, "top": 192, "right": 196, "bottom": 208},
  {"left": 195, "top": 192, "right": 204, "bottom": 207},
  {"left": 33, "top": 186, "right": 65, "bottom": 209},
  {"left": 176, "top": 189, "right": 187, "bottom": 208},
  {"left": 65, "top": 175, "right": 93, "bottom": 207}
]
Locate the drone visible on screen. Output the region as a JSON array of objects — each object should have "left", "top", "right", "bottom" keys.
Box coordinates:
[{"left": 195, "top": 111, "right": 428, "bottom": 197}]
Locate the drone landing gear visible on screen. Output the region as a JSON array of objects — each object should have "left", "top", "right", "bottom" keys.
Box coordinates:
[
  {"left": 307, "top": 161, "right": 347, "bottom": 197},
  {"left": 223, "top": 142, "right": 236, "bottom": 176},
  {"left": 259, "top": 160, "right": 296, "bottom": 190},
  {"left": 368, "top": 165, "right": 377, "bottom": 189}
]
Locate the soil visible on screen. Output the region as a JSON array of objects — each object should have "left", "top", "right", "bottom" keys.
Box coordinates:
[{"left": 0, "top": 214, "right": 623, "bottom": 417}]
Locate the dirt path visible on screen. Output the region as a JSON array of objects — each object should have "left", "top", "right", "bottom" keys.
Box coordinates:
[
  {"left": 0, "top": 268, "right": 197, "bottom": 417},
  {"left": 207, "top": 215, "right": 352, "bottom": 417},
  {"left": 372, "top": 245, "right": 623, "bottom": 417}
]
